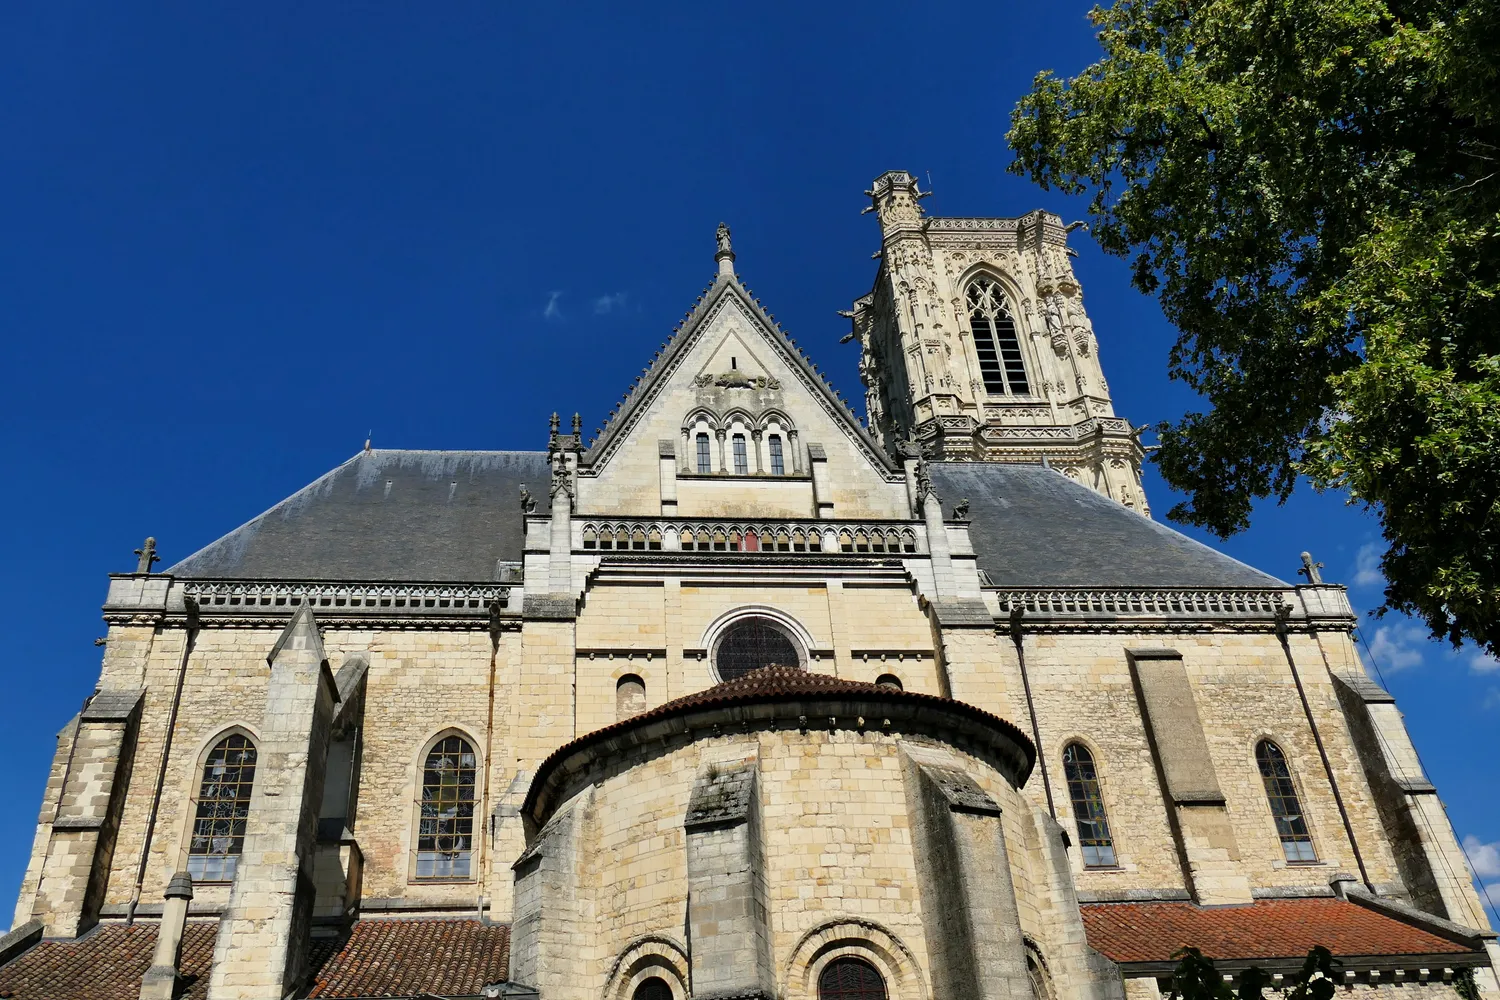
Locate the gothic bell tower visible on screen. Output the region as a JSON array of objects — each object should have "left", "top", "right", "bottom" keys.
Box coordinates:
[{"left": 849, "top": 170, "right": 1150, "bottom": 514}]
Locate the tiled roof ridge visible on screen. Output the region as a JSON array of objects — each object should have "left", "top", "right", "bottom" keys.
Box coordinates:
[
  {"left": 1080, "top": 897, "right": 1482, "bottom": 966},
  {"left": 524, "top": 665, "right": 1036, "bottom": 823}
]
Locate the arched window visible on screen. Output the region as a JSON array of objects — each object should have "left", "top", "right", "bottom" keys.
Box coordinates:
[
  {"left": 696, "top": 433, "right": 712, "bottom": 474},
  {"left": 1256, "top": 740, "right": 1316, "bottom": 862},
  {"left": 416, "top": 734, "right": 478, "bottom": 879},
  {"left": 875, "top": 673, "right": 903, "bottom": 690},
  {"left": 1062, "top": 743, "right": 1116, "bottom": 867},
  {"left": 966, "top": 277, "right": 1030, "bottom": 396},
  {"left": 768, "top": 434, "right": 785, "bottom": 475},
  {"left": 632, "top": 977, "right": 673, "bottom": 1000},
  {"left": 714, "top": 618, "right": 802, "bottom": 681},
  {"left": 819, "top": 957, "right": 887, "bottom": 1000},
  {"left": 617, "top": 674, "right": 646, "bottom": 720},
  {"left": 187, "top": 733, "right": 257, "bottom": 882},
  {"left": 732, "top": 434, "right": 749, "bottom": 474}
]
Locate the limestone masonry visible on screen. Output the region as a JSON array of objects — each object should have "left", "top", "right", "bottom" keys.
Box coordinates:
[{"left": 5, "top": 173, "right": 1496, "bottom": 1000}]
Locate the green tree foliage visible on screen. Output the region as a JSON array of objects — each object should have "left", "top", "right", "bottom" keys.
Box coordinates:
[
  {"left": 1168, "top": 946, "right": 1338, "bottom": 1000},
  {"left": 1008, "top": 0, "right": 1500, "bottom": 653}
]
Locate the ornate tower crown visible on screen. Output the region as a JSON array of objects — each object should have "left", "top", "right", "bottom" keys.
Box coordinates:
[{"left": 850, "top": 172, "right": 1150, "bottom": 515}]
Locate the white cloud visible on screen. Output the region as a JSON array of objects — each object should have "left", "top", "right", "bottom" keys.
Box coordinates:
[
  {"left": 593, "top": 292, "right": 628, "bottom": 315},
  {"left": 1463, "top": 836, "right": 1500, "bottom": 879},
  {"left": 1351, "top": 541, "right": 1384, "bottom": 589},
  {"left": 543, "top": 291, "right": 564, "bottom": 322},
  {"left": 1483, "top": 882, "right": 1500, "bottom": 910},
  {"left": 1365, "top": 622, "right": 1427, "bottom": 672},
  {"left": 1468, "top": 648, "right": 1500, "bottom": 674},
  {"left": 1484, "top": 689, "right": 1500, "bottom": 711}
]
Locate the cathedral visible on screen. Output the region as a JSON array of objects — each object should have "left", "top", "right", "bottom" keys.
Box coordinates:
[{"left": 3, "top": 171, "right": 1496, "bottom": 1000}]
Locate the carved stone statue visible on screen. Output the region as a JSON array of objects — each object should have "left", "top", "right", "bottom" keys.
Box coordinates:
[
  {"left": 953, "top": 498, "right": 971, "bottom": 522},
  {"left": 519, "top": 485, "right": 536, "bottom": 514},
  {"left": 716, "top": 222, "right": 732, "bottom": 255}
]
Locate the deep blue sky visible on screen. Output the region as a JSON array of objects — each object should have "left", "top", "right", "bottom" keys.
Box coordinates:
[{"left": 2, "top": 3, "right": 1496, "bottom": 915}]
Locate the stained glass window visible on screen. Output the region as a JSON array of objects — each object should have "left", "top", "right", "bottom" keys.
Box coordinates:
[
  {"left": 1257, "top": 740, "right": 1317, "bottom": 862},
  {"left": 187, "top": 733, "right": 257, "bottom": 882},
  {"left": 416, "top": 735, "right": 478, "bottom": 879},
  {"left": 1063, "top": 743, "right": 1116, "bottom": 867}
]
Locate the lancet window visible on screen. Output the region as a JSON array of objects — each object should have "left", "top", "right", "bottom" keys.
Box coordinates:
[
  {"left": 768, "top": 434, "right": 784, "bottom": 475},
  {"left": 187, "top": 732, "right": 257, "bottom": 882},
  {"left": 732, "top": 434, "right": 749, "bottom": 474},
  {"left": 696, "top": 433, "right": 711, "bottom": 474},
  {"left": 416, "top": 734, "right": 478, "bottom": 879},
  {"left": 1062, "top": 742, "right": 1116, "bottom": 867},
  {"left": 1256, "top": 740, "right": 1316, "bottom": 862},
  {"left": 966, "top": 276, "right": 1030, "bottom": 396}
]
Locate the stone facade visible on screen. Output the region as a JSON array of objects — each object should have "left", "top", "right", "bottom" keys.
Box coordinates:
[{"left": 6, "top": 182, "right": 1496, "bottom": 999}]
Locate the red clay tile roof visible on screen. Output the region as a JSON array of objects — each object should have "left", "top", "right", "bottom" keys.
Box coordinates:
[
  {"left": 307, "top": 918, "right": 509, "bottom": 998},
  {"left": 1081, "top": 899, "right": 1477, "bottom": 966},
  {"left": 525, "top": 665, "right": 1036, "bottom": 822},
  {"left": 0, "top": 920, "right": 217, "bottom": 1000}
]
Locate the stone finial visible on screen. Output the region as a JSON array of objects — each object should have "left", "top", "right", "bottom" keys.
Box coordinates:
[
  {"left": 134, "top": 537, "right": 160, "bottom": 574},
  {"left": 1298, "top": 551, "right": 1325, "bottom": 585},
  {"left": 715, "top": 222, "right": 736, "bottom": 277},
  {"left": 571, "top": 412, "right": 581, "bottom": 437}
]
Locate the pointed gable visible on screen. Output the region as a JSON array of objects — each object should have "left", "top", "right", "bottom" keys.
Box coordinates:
[{"left": 579, "top": 271, "right": 911, "bottom": 519}]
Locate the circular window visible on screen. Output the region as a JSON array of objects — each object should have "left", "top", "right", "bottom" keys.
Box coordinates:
[{"left": 714, "top": 618, "right": 803, "bottom": 681}]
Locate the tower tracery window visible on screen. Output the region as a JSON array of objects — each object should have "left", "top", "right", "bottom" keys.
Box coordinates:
[
  {"left": 732, "top": 434, "right": 749, "bottom": 474},
  {"left": 187, "top": 732, "right": 257, "bottom": 882},
  {"left": 818, "top": 957, "right": 887, "bottom": 1000},
  {"left": 696, "top": 433, "right": 711, "bottom": 474},
  {"left": 714, "top": 618, "right": 803, "bottom": 681},
  {"left": 1256, "top": 740, "right": 1317, "bottom": 862},
  {"left": 416, "top": 734, "right": 478, "bottom": 879},
  {"left": 768, "top": 434, "right": 784, "bottom": 475},
  {"left": 1062, "top": 742, "right": 1116, "bottom": 867},
  {"left": 966, "top": 276, "right": 1030, "bottom": 396}
]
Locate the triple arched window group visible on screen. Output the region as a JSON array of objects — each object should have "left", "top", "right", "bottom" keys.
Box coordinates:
[
  {"left": 1061, "top": 739, "right": 1317, "bottom": 868},
  {"left": 693, "top": 431, "right": 787, "bottom": 475},
  {"left": 187, "top": 730, "right": 482, "bottom": 883}
]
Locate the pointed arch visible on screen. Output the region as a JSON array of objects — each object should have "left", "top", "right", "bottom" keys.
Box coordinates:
[
  {"left": 964, "top": 273, "right": 1031, "bottom": 396},
  {"left": 1256, "top": 739, "right": 1317, "bottom": 862},
  {"left": 1062, "top": 741, "right": 1116, "bottom": 867},
  {"left": 411, "top": 727, "right": 484, "bottom": 881},
  {"left": 185, "top": 727, "right": 260, "bottom": 883}
]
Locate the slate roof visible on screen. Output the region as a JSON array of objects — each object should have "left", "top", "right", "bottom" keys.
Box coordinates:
[
  {"left": 0, "top": 920, "right": 217, "bottom": 1000},
  {"left": 307, "top": 918, "right": 510, "bottom": 998},
  {"left": 1081, "top": 899, "right": 1478, "bottom": 966},
  {"left": 167, "top": 450, "right": 549, "bottom": 582},
  {"left": 929, "top": 462, "right": 1286, "bottom": 588}
]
